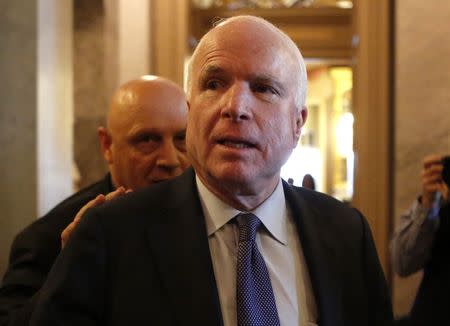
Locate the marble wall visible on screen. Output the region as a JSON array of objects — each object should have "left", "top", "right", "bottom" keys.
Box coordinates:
[
  {"left": 0, "top": 0, "right": 74, "bottom": 277},
  {"left": 74, "top": 0, "right": 108, "bottom": 190},
  {"left": 0, "top": 1, "right": 38, "bottom": 277},
  {"left": 393, "top": 0, "right": 450, "bottom": 316}
]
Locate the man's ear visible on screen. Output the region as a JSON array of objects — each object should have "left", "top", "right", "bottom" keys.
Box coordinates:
[
  {"left": 98, "top": 127, "right": 113, "bottom": 164},
  {"left": 293, "top": 105, "right": 308, "bottom": 142},
  {"left": 186, "top": 100, "right": 191, "bottom": 112}
]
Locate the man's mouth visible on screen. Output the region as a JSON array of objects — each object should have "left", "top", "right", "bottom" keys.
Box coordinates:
[
  {"left": 151, "top": 177, "right": 169, "bottom": 183},
  {"left": 218, "top": 140, "right": 254, "bottom": 149}
]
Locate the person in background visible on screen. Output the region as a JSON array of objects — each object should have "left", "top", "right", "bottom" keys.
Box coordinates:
[
  {"left": 0, "top": 76, "right": 190, "bottom": 325},
  {"left": 302, "top": 173, "right": 316, "bottom": 190},
  {"left": 30, "top": 16, "right": 393, "bottom": 326},
  {"left": 391, "top": 154, "right": 449, "bottom": 326}
]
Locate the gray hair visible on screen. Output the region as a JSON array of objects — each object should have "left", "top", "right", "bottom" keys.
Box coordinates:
[{"left": 186, "top": 15, "right": 307, "bottom": 112}]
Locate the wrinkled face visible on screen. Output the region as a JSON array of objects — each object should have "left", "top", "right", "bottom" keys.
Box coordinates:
[
  {"left": 109, "top": 88, "right": 189, "bottom": 190},
  {"left": 186, "top": 20, "right": 306, "bottom": 204}
]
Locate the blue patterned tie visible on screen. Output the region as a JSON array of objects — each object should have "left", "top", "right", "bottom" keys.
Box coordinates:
[{"left": 236, "top": 213, "right": 280, "bottom": 326}]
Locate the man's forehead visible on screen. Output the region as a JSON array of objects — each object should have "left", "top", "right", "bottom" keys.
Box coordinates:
[
  {"left": 113, "top": 100, "right": 185, "bottom": 129},
  {"left": 199, "top": 63, "right": 286, "bottom": 85},
  {"left": 193, "top": 46, "right": 294, "bottom": 89},
  {"left": 188, "top": 16, "right": 303, "bottom": 96},
  {"left": 193, "top": 28, "right": 293, "bottom": 73}
]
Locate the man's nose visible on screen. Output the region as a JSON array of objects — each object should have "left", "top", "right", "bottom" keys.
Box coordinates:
[
  {"left": 156, "top": 141, "right": 181, "bottom": 170},
  {"left": 220, "top": 82, "right": 252, "bottom": 121}
]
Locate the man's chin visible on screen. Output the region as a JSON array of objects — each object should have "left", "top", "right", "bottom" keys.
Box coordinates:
[
  {"left": 208, "top": 167, "right": 257, "bottom": 190},
  {"left": 205, "top": 163, "right": 280, "bottom": 194}
]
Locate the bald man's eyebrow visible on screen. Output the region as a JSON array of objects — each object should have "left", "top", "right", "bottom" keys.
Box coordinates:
[
  {"left": 199, "top": 65, "right": 228, "bottom": 82},
  {"left": 204, "top": 65, "right": 225, "bottom": 75},
  {"left": 128, "top": 127, "right": 187, "bottom": 139}
]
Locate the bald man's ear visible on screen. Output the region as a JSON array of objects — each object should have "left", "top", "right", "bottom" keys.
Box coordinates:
[
  {"left": 98, "top": 127, "right": 113, "bottom": 164},
  {"left": 293, "top": 105, "right": 308, "bottom": 142}
]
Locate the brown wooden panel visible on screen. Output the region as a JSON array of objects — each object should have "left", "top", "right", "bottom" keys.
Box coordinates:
[{"left": 190, "top": 7, "right": 352, "bottom": 59}]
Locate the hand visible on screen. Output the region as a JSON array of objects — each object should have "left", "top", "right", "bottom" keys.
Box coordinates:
[
  {"left": 421, "top": 154, "right": 446, "bottom": 208},
  {"left": 60, "top": 187, "right": 130, "bottom": 249},
  {"left": 441, "top": 182, "right": 449, "bottom": 203}
]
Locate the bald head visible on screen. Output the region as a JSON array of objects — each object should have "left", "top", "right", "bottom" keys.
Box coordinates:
[
  {"left": 187, "top": 15, "right": 307, "bottom": 111},
  {"left": 108, "top": 76, "right": 186, "bottom": 134},
  {"left": 99, "top": 76, "right": 189, "bottom": 190}
]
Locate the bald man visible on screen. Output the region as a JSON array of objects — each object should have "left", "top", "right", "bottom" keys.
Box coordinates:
[
  {"left": 0, "top": 76, "right": 189, "bottom": 325},
  {"left": 31, "top": 16, "right": 392, "bottom": 326}
]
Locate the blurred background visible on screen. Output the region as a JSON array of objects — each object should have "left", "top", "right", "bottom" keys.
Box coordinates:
[{"left": 1, "top": 0, "right": 449, "bottom": 318}]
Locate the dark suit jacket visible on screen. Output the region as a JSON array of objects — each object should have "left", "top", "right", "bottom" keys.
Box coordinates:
[
  {"left": 31, "top": 168, "right": 393, "bottom": 326},
  {"left": 410, "top": 203, "right": 450, "bottom": 325},
  {"left": 0, "top": 174, "right": 113, "bottom": 326}
]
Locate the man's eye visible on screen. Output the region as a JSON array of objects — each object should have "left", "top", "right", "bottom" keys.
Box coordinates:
[
  {"left": 175, "top": 134, "right": 186, "bottom": 142},
  {"left": 252, "top": 83, "right": 278, "bottom": 95},
  {"left": 205, "top": 79, "right": 223, "bottom": 90},
  {"left": 138, "top": 135, "right": 160, "bottom": 143}
]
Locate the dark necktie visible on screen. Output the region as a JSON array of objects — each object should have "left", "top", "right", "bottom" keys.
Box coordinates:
[{"left": 236, "top": 213, "right": 280, "bottom": 326}]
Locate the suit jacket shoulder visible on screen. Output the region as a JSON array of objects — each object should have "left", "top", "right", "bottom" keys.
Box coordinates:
[
  {"left": 31, "top": 168, "right": 224, "bottom": 326},
  {"left": 7, "top": 174, "right": 113, "bottom": 268},
  {"left": 0, "top": 174, "right": 113, "bottom": 326},
  {"left": 86, "top": 169, "right": 200, "bottom": 229},
  {"left": 283, "top": 182, "right": 393, "bottom": 326},
  {"left": 286, "top": 184, "right": 365, "bottom": 242}
]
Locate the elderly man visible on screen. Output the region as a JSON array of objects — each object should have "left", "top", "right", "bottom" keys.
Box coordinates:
[
  {"left": 30, "top": 16, "right": 393, "bottom": 326},
  {"left": 0, "top": 76, "right": 189, "bottom": 325}
]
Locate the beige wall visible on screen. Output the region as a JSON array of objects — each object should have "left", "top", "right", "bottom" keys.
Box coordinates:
[
  {"left": 0, "top": 0, "right": 74, "bottom": 276},
  {"left": 0, "top": 1, "right": 38, "bottom": 277},
  {"left": 151, "top": 0, "right": 188, "bottom": 86},
  {"left": 393, "top": 0, "right": 450, "bottom": 317},
  {"left": 38, "top": 0, "right": 74, "bottom": 214},
  {"left": 117, "top": 0, "right": 151, "bottom": 84},
  {"left": 74, "top": 0, "right": 108, "bottom": 189}
]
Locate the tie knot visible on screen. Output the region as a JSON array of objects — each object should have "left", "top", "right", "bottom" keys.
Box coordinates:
[{"left": 237, "top": 213, "right": 261, "bottom": 242}]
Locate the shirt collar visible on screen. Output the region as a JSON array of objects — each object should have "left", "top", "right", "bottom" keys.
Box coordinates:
[{"left": 196, "top": 175, "right": 288, "bottom": 245}]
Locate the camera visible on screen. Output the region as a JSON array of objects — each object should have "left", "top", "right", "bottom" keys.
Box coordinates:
[{"left": 443, "top": 156, "right": 450, "bottom": 187}]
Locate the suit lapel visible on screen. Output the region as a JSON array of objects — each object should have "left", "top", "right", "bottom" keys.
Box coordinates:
[
  {"left": 284, "top": 182, "right": 344, "bottom": 326},
  {"left": 144, "top": 173, "right": 343, "bottom": 325},
  {"left": 145, "top": 169, "right": 223, "bottom": 326}
]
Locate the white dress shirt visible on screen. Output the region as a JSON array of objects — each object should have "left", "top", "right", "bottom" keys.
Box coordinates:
[{"left": 196, "top": 176, "right": 317, "bottom": 326}]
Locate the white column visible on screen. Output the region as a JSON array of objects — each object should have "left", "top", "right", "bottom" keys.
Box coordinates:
[
  {"left": 37, "top": 0, "right": 74, "bottom": 215},
  {"left": 117, "top": 0, "right": 151, "bottom": 84}
]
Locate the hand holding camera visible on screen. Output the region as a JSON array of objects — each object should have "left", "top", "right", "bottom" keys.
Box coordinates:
[{"left": 421, "top": 154, "right": 449, "bottom": 207}]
